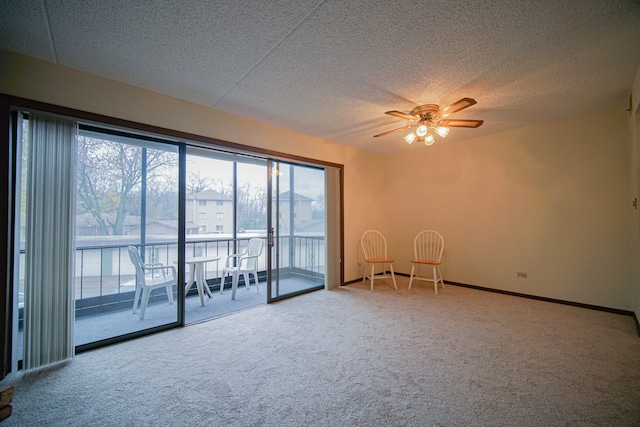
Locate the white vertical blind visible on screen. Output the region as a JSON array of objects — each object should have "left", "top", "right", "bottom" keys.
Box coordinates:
[
  {"left": 325, "top": 166, "right": 342, "bottom": 289},
  {"left": 23, "top": 114, "right": 77, "bottom": 371}
]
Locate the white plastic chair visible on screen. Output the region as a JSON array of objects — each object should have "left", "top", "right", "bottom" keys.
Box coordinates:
[
  {"left": 222, "top": 238, "right": 263, "bottom": 300},
  {"left": 127, "top": 246, "right": 175, "bottom": 319},
  {"left": 408, "top": 230, "right": 445, "bottom": 294},
  {"left": 360, "top": 230, "right": 397, "bottom": 291}
]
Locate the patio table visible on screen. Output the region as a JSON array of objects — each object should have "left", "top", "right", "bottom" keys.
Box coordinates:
[{"left": 184, "top": 256, "right": 220, "bottom": 306}]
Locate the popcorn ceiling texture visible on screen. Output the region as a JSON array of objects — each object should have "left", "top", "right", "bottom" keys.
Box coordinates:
[
  {"left": 1, "top": 279, "right": 639, "bottom": 426},
  {"left": 0, "top": 0, "right": 639, "bottom": 155}
]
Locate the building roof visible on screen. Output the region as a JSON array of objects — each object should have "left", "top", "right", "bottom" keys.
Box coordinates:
[
  {"left": 278, "top": 191, "right": 313, "bottom": 202},
  {"left": 186, "top": 189, "right": 232, "bottom": 201}
]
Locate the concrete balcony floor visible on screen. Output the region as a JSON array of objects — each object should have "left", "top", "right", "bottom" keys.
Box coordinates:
[{"left": 74, "top": 275, "right": 323, "bottom": 346}]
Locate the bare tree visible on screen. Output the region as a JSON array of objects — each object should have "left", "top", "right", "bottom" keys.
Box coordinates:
[
  {"left": 210, "top": 178, "right": 232, "bottom": 198},
  {"left": 187, "top": 171, "right": 214, "bottom": 194},
  {"left": 145, "top": 177, "right": 179, "bottom": 221},
  {"left": 237, "top": 182, "right": 267, "bottom": 229},
  {"left": 77, "top": 137, "right": 177, "bottom": 235}
]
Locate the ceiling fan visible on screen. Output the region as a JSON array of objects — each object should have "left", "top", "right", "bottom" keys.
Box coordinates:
[{"left": 374, "top": 98, "right": 484, "bottom": 145}]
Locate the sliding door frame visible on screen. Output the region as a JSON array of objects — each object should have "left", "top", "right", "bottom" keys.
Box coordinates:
[
  {"left": 1, "top": 97, "right": 15, "bottom": 379},
  {"left": 267, "top": 159, "right": 328, "bottom": 303}
]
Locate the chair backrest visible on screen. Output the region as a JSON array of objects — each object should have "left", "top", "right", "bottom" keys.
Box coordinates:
[
  {"left": 127, "top": 246, "right": 146, "bottom": 287},
  {"left": 360, "top": 230, "right": 388, "bottom": 261},
  {"left": 241, "top": 238, "right": 263, "bottom": 269},
  {"left": 413, "top": 230, "right": 444, "bottom": 262}
]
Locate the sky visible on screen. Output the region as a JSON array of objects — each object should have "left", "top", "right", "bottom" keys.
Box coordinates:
[{"left": 186, "top": 153, "right": 325, "bottom": 202}]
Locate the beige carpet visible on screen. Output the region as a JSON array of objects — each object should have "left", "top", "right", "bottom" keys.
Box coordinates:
[{"left": 1, "top": 277, "right": 639, "bottom": 426}]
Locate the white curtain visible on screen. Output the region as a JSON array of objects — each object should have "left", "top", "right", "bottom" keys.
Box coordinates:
[
  {"left": 23, "top": 114, "right": 77, "bottom": 371},
  {"left": 325, "top": 166, "right": 342, "bottom": 289}
]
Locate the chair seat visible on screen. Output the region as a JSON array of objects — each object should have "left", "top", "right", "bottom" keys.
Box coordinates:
[
  {"left": 365, "top": 258, "right": 394, "bottom": 263},
  {"left": 410, "top": 259, "right": 441, "bottom": 265},
  {"left": 146, "top": 275, "right": 175, "bottom": 288}
]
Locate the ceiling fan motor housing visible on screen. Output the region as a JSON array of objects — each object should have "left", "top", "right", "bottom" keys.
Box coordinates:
[{"left": 410, "top": 104, "right": 440, "bottom": 120}]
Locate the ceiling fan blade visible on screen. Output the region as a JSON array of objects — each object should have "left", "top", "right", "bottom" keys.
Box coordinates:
[
  {"left": 439, "top": 119, "right": 484, "bottom": 128},
  {"left": 436, "top": 98, "right": 477, "bottom": 118},
  {"left": 385, "top": 110, "right": 420, "bottom": 121},
  {"left": 373, "top": 125, "right": 415, "bottom": 137}
]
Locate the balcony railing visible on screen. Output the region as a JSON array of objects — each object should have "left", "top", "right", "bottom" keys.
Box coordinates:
[{"left": 17, "top": 234, "right": 325, "bottom": 318}]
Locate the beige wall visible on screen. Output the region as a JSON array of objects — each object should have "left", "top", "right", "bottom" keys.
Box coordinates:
[
  {"left": 387, "top": 108, "right": 636, "bottom": 310},
  {"left": 2, "top": 49, "right": 639, "bottom": 311}
]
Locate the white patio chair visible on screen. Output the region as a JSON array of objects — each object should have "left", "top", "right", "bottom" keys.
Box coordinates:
[
  {"left": 408, "top": 230, "right": 445, "bottom": 294},
  {"left": 222, "top": 238, "right": 263, "bottom": 300},
  {"left": 360, "top": 230, "right": 397, "bottom": 291},
  {"left": 127, "top": 246, "right": 175, "bottom": 319}
]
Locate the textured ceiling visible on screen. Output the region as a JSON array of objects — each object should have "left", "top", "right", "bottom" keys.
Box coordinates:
[{"left": 1, "top": 0, "right": 639, "bottom": 155}]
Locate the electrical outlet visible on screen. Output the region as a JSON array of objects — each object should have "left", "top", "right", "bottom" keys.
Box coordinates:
[{"left": 516, "top": 272, "right": 528, "bottom": 278}]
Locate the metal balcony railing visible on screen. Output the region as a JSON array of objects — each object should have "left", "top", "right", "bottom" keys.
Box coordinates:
[{"left": 16, "top": 234, "right": 325, "bottom": 317}]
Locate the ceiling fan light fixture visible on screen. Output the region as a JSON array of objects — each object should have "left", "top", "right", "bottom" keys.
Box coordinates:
[
  {"left": 374, "top": 98, "right": 482, "bottom": 147},
  {"left": 416, "top": 124, "right": 428, "bottom": 137},
  {"left": 434, "top": 126, "right": 449, "bottom": 138},
  {"left": 404, "top": 132, "right": 417, "bottom": 144}
]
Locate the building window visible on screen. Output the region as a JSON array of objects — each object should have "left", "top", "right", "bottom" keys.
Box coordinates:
[
  {"left": 199, "top": 212, "right": 206, "bottom": 219},
  {"left": 216, "top": 212, "right": 223, "bottom": 219},
  {"left": 216, "top": 200, "right": 224, "bottom": 206},
  {"left": 199, "top": 200, "right": 206, "bottom": 206},
  {"left": 216, "top": 225, "right": 223, "bottom": 232}
]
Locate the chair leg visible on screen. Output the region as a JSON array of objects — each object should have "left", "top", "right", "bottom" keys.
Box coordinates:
[
  {"left": 166, "top": 284, "right": 174, "bottom": 304},
  {"left": 251, "top": 271, "right": 259, "bottom": 293},
  {"left": 231, "top": 271, "right": 239, "bottom": 300},
  {"left": 139, "top": 288, "right": 150, "bottom": 320},
  {"left": 433, "top": 266, "right": 438, "bottom": 295},
  {"left": 438, "top": 266, "right": 444, "bottom": 289},
  {"left": 132, "top": 285, "right": 141, "bottom": 314},
  {"left": 362, "top": 262, "right": 368, "bottom": 285},
  {"left": 408, "top": 264, "right": 416, "bottom": 290},
  {"left": 389, "top": 264, "right": 397, "bottom": 290},
  {"left": 369, "top": 263, "right": 375, "bottom": 291}
]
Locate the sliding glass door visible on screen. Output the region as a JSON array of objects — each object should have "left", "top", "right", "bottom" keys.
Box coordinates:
[
  {"left": 268, "top": 161, "right": 326, "bottom": 301},
  {"left": 74, "top": 128, "right": 181, "bottom": 346},
  {"left": 183, "top": 147, "right": 268, "bottom": 324},
  {"left": 14, "top": 116, "right": 182, "bottom": 364}
]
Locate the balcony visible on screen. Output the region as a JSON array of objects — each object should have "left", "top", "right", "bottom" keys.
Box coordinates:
[{"left": 16, "top": 234, "right": 325, "bottom": 353}]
